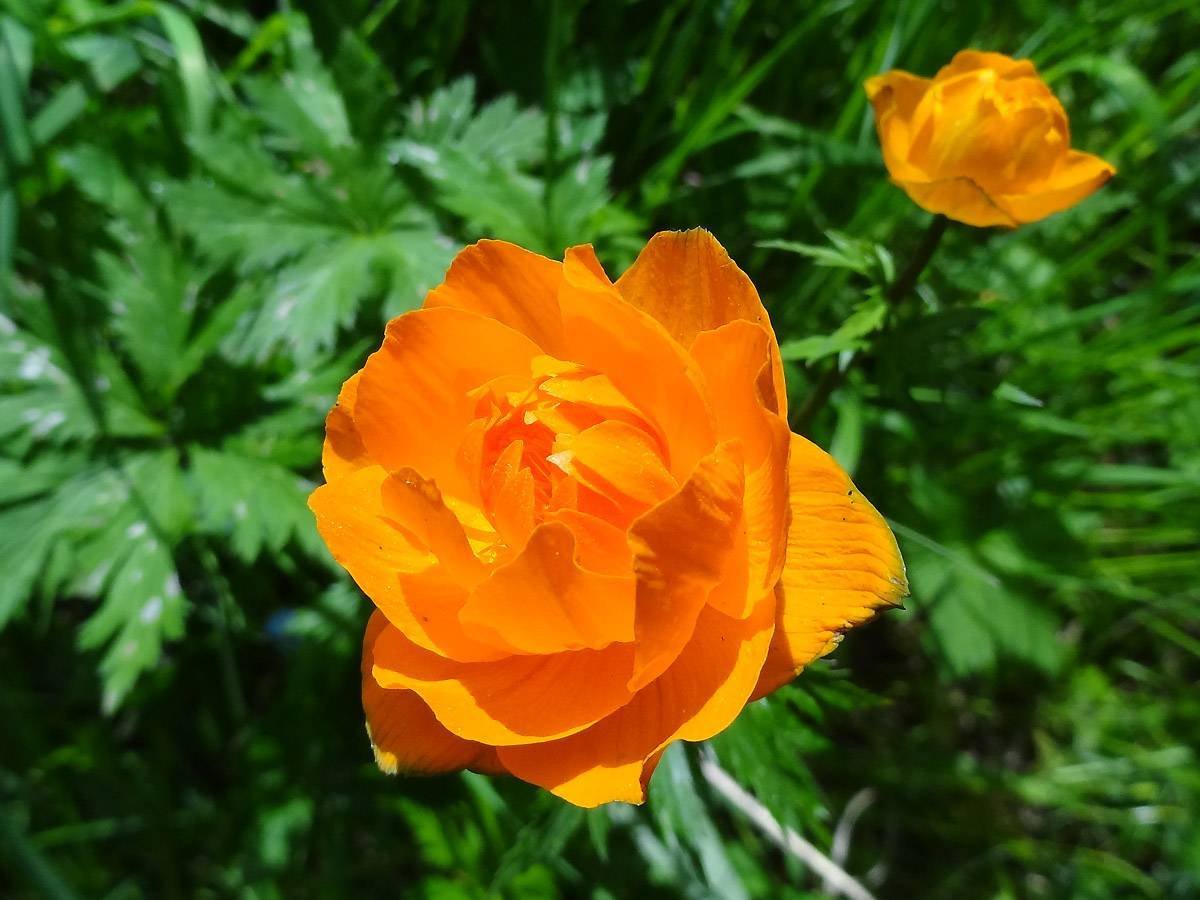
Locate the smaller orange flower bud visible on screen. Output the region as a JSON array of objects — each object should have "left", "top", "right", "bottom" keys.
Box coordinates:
[{"left": 866, "top": 50, "right": 1115, "bottom": 227}]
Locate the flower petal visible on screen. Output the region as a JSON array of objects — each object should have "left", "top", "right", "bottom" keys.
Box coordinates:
[
  {"left": 544, "top": 508, "right": 633, "bottom": 576},
  {"left": 690, "top": 321, "right": 791, "bottom": 615},
  {"left": 864, "top": 69, "right": 931, "bottom": 121},
  {"left": 627, "top": 441, "right": 745, "bottom": 691},
  {"left": 614, "top": 229, "right": 775, "bottom": 354},
  {"left": 937, "top": 49, "right": 1038, "bottom": 81},
  {"left": 381, "top": 467, "right": 488, "bottom": 587},
  {"left": 371, "top": 623, "right": 637, "bottom": 746},
  {"left": 895, "top": 175, "right": 1019, "bottom": 227},
  {"left": 309, "top": 465, "right": 505, "bottom": 662},
  {"left": 458, "top": 521, "right": 635, "bottom": 654},
  {"left": 498, "top": 592, "right": 775, "bottom": 808},
  {"left": 753, "top": 433, "right": 907, "bottom": 700},
  {"left": 558, "top": 245, "right": 716, "bottom": 481},
  {"left": 322, "top": 371, "right": 369, "bottom": 481},
  {"left": 551, "top": 419, "right": 677, "bottom": 525},
  {"left": 424, "top": 239, "right": 565, "bottom": 355},
  {"left": 993, "top": 150, "right": 1116, "bottom": 224},
  {"left": 362, "top": 611, "right": 490, "bottom": 774},
  {"left": 481, "top": 440, "right": 538, "bottom": 551},
  {"left": 354, "top": 307, "right": 543, "bottom": 503},
  {"left": 864, "top": 70, "right": 933, "bottom": 182},
  {"left": 539, "top": 369, "right": 661, "bottom": 440}
]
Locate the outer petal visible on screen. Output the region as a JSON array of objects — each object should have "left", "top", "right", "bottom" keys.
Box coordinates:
[
  {"left": 936, "top": 49, "right": 1038, "bottom": 81},
  {"left": 690, "top": 321, "right": 791, "bottom": 615},
  {"left": 354, "top": 307, "right": 543, "bottom": 502},
  {"left": 309, "top": 465, "right": 505, "bottom": 662},
  {"left": 362, "top": 611, "right": 489, "bottom": 774},
  {"left": 458, "top": 522, "right": 635, "bottom": 654},
  {"left": 896, "top": 176, "right": 1019, "bottom": 227},
  {"left": 864, "top": 70, "right": 930, "bottom": 121},
  {"left": 753, "top": 434, "right": 907, "bottom": 700},
  {"left": 322, "top": 371, "right": 369, "bottom": 481},
  {"left": 993, "top": 150, "right": 1116, "bottom": 224},
  {"left": 371, "top": 624, "right": 637, "bottom": 746},
  {"left": 613, "top": 231, "right": 785, "bottom": 414},
  {"left": 864, "top": 70, "right": 933, "bottom": 183},
  {"left": 626, "top": 442, "right": 745, "bottom": 691},
  {"left": 498, "top": 592, "right": 775, "bottom": 808},
  {"left": 558, "top": 245, "right": 716, "bottom": 480},
  {"left": 424, "top": 239, "right": 565, "bottom": 355}
]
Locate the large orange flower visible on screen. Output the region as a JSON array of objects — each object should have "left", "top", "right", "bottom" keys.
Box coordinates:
[
  {"left": 866, "top": 50, "right": 1115, "bottom": 227},
  {"left": 310, "top": 230, "right": 907, "bottom": 807}
]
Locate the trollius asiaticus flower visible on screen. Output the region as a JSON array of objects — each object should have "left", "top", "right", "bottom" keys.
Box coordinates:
[
  {"left": 310, "top": 230, "right": 907, "bottom": 807},
  {"left": 866, "top": 50, "right": 1115, "bottom": 227}
]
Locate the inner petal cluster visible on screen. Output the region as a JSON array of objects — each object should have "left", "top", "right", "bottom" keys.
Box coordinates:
[
  {"left": 467, "top": 356, "right": 674, "bottom": 557},
  {"left": 908, "top": 68, "right": 1068, "bottom": 193}
]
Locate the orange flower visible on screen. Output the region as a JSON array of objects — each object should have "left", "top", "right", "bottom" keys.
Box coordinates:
[
  {"left": 866, "top": 50, "right": 1115, "bottom": 227},
  {"left": 310, "top": 230, "right": 907, "bottom": 807}
]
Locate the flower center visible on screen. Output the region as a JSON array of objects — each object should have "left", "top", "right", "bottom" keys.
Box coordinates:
[
  {"left": 465, "top": 356, "right": 674, "bottom": 544},
  {"left": 479, "top": 396, "right": 564, "bottom": 511}
]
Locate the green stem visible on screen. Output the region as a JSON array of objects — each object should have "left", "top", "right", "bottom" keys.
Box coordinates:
[
  {"left": 884, "top": 214, "right": 949, "bottom": 305},
  {"left": 195, "top": 539, "right": 249, "bottom": 725},
  {"left": 792, "top": 215, "right": 948, "bottom": 433}
]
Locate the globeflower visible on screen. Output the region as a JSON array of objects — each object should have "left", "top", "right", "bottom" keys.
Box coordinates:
[
  {"left": 866, "top": 50, "right": 1115, "bottom": 227},
  {"left": 310, "top": 230, "right": 907, "bottom": 807}
]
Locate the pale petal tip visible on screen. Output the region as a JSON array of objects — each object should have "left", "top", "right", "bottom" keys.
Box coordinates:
[{"left": 366, "top": 724, "right": 400, "bottom": 775}]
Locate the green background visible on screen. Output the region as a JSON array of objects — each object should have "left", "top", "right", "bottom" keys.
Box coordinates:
[{"left": 2, "top": 1, "right": 1197, "bottom": 897}]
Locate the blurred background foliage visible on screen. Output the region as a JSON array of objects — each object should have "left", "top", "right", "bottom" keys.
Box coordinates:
[{"left": 1, "top": 0, "right": 1197, "bottom": 897}]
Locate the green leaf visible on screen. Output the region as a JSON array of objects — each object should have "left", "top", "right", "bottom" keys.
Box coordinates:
[
  {"left": 905, "top": 535, "right": 1064, "bottom": 677},
  {"left": 778, "top": 295, "right": 887, "bottom": 362},
  {"left": 209, "top": 225, "right": 452, "bottom": 363},
  {"left": 994, "top": 381, "right": 1046, "bottom": 408},
  {"left": 57, "top": 143, "right": 153, "bottom": 227},
  {"left": 167, "top": 65, "right": 454, "bottom": 361},
  {"left": 650, "top": 746, "right": 750, "bottom": 900},
  {"left": 0, "top": 15, "right": 33, "bottom": 167},
  {"left": 243, "top": 66, "right": 351, "bottom": 153},
  {"left": 94, "top": 239, "right": 197, "bottom": 398},
  {"left": 62, "top": 33, "right": 141, "bottom": 91},
  {"left": 189, "top": 447, "right": 319, "bottom": 562},
  {"left": 164, "top": 170, "right": 336, "bottom": 272},
  {"left": 156, "top": 5, "right": 214, "bottom": 136},
  {"left": 0, "top": 447, "right": 191, "bottom": 708},
  {"left": 0, "top": 316, "right": 162, "bottom": 449},
  {"left": 30, "top": 81, "right": 88, "bottom": 146},
  {"left": 77, "top": 518, "right": 185, "bottom": 713},
  {"left": 760, "top": 230, "right": 894, "bottom": 281},
  {"left": 395, "top": 76, "right": 625, "bottom": 253},
  {"left": 0, "top": 495, "right": 62, "bottom": 626}
]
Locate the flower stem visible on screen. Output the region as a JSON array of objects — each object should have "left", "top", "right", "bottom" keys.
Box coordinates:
[
  {"left": 792, "top": 214, "right": 948, "bottom": 433},
  {"left": 885, "top": 214, "right": 949, "bottom": 305},
  {"left": 698, "top": 749, "right": 878, "bottom": 900}
]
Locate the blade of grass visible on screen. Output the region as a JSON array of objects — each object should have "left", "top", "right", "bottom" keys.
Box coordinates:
[{"left": 156, "top": 4, "right": 213, "bottom": 135}]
